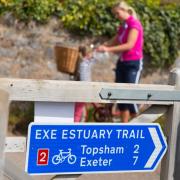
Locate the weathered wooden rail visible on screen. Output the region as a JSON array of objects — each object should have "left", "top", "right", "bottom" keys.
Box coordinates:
[
  {"left": 0, "top": 69, "right": 180, "bottom": 180},
  {"left": 0, "top": 78, "right": 176, "bottom": 104}
]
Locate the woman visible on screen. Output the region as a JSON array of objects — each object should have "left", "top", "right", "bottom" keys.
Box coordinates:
[{"left": 97, "top": 1, "right": 144, "bottom": 123}]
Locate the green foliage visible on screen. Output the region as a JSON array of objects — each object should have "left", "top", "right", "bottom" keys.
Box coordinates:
[
  {"left": 9, "top": 102, "right": 34, "bottom": 134},
  {"left": 58, "top": 0, "right": 118, "bottom": 36},
  {"left": 10, "top": 0, "right": 60, "bottom": 22},
  {"left": 127, "top": 0, "right": 161, "bottom": 7},
  {"left": 0, "top": 0, "right": 12, "bottom": 14},
  {"left": 0, "top": 0, "right": 11, "bottom": 5}
]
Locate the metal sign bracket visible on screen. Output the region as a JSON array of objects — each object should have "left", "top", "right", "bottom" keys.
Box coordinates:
[{"left": 99, "top": 88, "right": 180, "bottom": 102}]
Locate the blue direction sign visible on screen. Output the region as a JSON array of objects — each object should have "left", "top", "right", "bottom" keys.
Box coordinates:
[{"left": 25, "top": 123, "right": 167, "bottom": 175}]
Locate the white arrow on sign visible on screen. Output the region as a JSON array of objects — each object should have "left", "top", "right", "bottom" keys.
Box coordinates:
[{"left": 144, "top": 128, "right": 165, "bottom": 168}]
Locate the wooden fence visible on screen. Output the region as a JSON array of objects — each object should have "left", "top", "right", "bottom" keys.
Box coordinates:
[{"left": 0, "top": 69, "right": 180, "bottom": 180}]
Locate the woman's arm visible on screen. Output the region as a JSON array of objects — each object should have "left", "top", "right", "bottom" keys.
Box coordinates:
[
  {"left": 103, "top": 34, "right": 119, "bottom": 46},
  {"left": 98, "top": 29, "right": 138, "bottom": 53}
]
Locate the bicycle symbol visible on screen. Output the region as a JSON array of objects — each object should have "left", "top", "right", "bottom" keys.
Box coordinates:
[{"left": 52, "top": 148, "right": 77, "bottom": 165}]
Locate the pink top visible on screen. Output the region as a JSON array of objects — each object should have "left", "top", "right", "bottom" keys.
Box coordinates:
[{"left": 117, "top": 16, "right": 144, "bottom": 61}]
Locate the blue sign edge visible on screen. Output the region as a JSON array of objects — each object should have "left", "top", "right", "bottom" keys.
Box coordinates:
[{"left": 25, "top": 122, "right": 167, "bottom": 176}]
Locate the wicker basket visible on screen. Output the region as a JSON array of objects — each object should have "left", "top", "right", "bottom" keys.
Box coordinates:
[{"left": 55, "top": 44, "right": 79, "bottom": 74}]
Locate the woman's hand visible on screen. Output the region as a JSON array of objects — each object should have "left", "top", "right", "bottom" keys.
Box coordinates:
[{"left": 96, "top": 45, "right": 109, "bottom": 52}]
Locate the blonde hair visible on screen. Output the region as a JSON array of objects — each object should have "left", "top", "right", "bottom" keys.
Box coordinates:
[{"left": 113, "top": 1, "right": 138, "bottom": 19}]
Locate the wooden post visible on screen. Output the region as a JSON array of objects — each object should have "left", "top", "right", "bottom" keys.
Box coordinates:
[
  {"left": 0, "top": 89, "right": 9, "bottom": 179},
  {"left": 160, "top": 69, "right": 180, "bottom": 180},
  {"left": 173, "top": 68, "right": 180, "bottom": 180},
  {"left": 174, "top": 123, "right": 180, "bottom": 179}
]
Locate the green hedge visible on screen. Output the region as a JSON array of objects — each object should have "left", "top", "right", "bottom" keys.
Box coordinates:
[
  {"left": 0, "top": 0, "right": 179, "bottom": 67},
  {"left": 0, "top": 0, "right": 60, "bottom": 22},
  {"left": 58, "top": 0, "right": 119, "bottom": 36}
]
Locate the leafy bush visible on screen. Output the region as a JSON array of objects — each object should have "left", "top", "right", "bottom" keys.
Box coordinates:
[
  {"left": 58, "top": 0, "right": 118, "bottom": 36},
  {"left": 9, "top": 102, "right": 34, "bottom": 134},
  {"left": 0, "top": 0, "right": 12, "bottom": 14},
  {"left": 9, "top": 0, "right": 60, "bottom": 22},
  {"left": 128, "top": 0, "right": 161, "bottom": 7},
  {"left": 0, "top": 0, "right": 11, "bottom": 5},
  {"left": 58, "top": 0, "right": 180, "bottom": 67}
]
